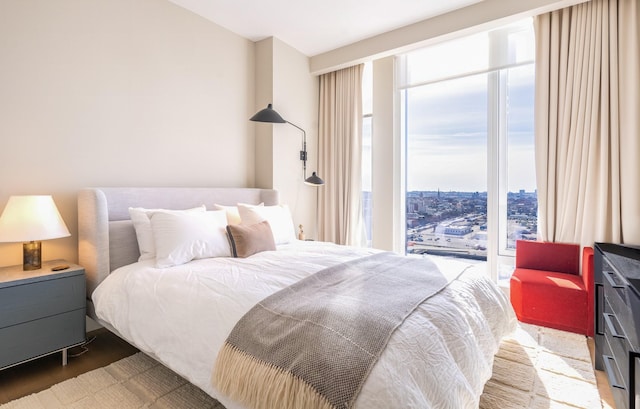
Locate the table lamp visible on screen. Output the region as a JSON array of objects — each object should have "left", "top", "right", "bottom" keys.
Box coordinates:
[{"left": 0, "top": 195, "right": 70, "bottom": 270}]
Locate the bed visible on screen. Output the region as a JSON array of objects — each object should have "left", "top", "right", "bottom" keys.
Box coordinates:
[{"left": 78, "top": 187, "right": 516, "bottom": 409}]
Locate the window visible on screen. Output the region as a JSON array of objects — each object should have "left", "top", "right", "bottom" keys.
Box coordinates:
[
  {"left": 404, "top": 72, "right": 488, "bottom": 258},
  {"left": 362, "top": 62, "right": 373, "bottom": 247},
  {"left": 397, "top": 19, "right": 536, "bottom": 280}
]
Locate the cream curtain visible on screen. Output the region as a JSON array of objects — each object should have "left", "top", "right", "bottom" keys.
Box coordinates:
[
  {"left": 534, "top": 0, "right": 640, "bottom": 247},
  {"left": 317, "top": 64, "right": 366, "bottom": 246}
]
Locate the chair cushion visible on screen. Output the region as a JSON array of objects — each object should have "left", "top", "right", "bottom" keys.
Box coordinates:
[
  {"left": 510, "top": 267, "right": 588, "bottom": 334},
  {"left": 515, "top": 240, "right": 580, "bottom": 275},
  {"left": 512, "top": 268, "right": 586, "bottom": 291}
]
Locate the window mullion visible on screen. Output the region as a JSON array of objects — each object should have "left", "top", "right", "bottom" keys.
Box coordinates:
[
  {"left": 486, "top": 70, "right": 500, "bottom": 282},
  {"left": 497, "top": 70, "right": 509, "bottom": 256}
]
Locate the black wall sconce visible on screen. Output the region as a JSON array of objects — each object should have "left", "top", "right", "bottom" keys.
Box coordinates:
[{"left": 250, "top": 104, "right": 325, "bottom": 186}]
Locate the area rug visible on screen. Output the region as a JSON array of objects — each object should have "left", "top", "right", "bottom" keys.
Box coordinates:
[
  {"left": 2, "top": 323, "right": 602, "bottom": 409},
  {"left": 480, "top": 323, "right": 602, "bottom": 409}
]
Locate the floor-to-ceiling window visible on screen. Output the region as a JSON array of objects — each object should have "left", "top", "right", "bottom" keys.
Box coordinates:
[{"left": 397, "top": 19, "right": 536, "bottom": 281}]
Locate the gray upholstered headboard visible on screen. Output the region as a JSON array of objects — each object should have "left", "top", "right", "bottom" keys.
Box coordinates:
[{"left": 77, "top": 187, "right": 278, "bottom": 319}]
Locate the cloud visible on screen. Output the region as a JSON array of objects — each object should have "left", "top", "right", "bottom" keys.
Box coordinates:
[{"left": 362, "top": 62, "right": 536, "bottom": 193}]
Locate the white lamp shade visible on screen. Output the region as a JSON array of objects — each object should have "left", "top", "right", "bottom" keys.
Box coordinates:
[{"left": 0, "top": 195, "right": 70, "bottom": 243}]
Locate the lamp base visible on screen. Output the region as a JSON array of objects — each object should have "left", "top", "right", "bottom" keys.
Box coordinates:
[{"left": 23, "top": 241, "right": 42, "bottom": 271}]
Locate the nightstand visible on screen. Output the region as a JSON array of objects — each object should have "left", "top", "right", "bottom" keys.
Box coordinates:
[{"left": 0, "top": 260, "right": 86, "bottom": 370}]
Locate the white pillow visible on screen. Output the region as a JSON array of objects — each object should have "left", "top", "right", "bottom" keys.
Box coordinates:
[
  {"left": 128, "top": 206, "right": 206, "bottom": 261},
  {"left": 213, "top": 203, "right": 263, "bottom": 225},
  {"left": 150, "top": 210, "right": 230, "bottom": 268},
  {"left": 237, "top": 204, "right": 296, "bottom": 245}
]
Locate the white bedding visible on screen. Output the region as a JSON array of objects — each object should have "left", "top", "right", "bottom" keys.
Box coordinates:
[{"left": 93, "top": 240, "right": 516, "bottom": 409}]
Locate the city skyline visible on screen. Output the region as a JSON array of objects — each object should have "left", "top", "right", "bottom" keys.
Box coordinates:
[{"left": 403, "top": 189, "right": 538, "bottom": 260}]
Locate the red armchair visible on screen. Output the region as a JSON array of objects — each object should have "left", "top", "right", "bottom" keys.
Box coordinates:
[{"left": 510, "top": 240, "right": 594, "bottom": 336}]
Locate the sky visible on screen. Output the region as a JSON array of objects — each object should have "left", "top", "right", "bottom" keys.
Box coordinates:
[
  {"left": 361, "top": 19, "right": 537, "bottom": 194},
  {"left": 404, "top": 66, "right": 536, "bottom": 192}
]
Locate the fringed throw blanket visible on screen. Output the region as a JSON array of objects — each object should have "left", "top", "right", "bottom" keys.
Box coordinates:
[{"left": 212, "top": 252, "right": 466, "bottom": 409}]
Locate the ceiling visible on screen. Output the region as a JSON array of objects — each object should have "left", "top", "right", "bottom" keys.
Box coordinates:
[{"left": 167, "top": 0, "right": 484, "bottom": 56}]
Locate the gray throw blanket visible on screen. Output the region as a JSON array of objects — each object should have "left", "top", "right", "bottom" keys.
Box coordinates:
[{"left": 212, "top": 252, "right": 466, "bottom": 409}]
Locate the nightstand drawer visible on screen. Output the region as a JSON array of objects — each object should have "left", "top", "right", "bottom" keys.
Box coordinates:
[
  {"left": 0, "top": 275, "right": 85, "bottom": 329},
  {"left": 0, "top": 308, "right": 85, "bottom": 369}
]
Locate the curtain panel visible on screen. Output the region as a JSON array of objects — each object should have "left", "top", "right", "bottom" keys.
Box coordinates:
[
  {"left": 317, "top": 64, "right": 366, "bottom": 246},
  {"left": 534, "top": 0, "right": 640, "bottom": 247}
]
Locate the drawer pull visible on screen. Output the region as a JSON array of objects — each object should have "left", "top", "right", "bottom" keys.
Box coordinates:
[
  {"left": 603, "top": 355, "right": 626, "bottom": 389},
  {"left": 604, "top": 271, "right": 626, "bottom": 289},
  {"left": 595, "top": 283, "right": 604, "bottom": 336},
  {"left": 604, "top": 313, "right": 626, "bottom": 339}
]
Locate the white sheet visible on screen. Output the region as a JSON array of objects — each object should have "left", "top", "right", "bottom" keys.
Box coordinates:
[{"left": 93, "top": 240, "right": 516, "bottom": 409}]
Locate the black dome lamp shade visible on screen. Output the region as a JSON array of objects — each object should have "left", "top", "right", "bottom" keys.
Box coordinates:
[
  {"left": 249, "top": 103, "right": 286, "bottom": 124},
  {"left": 304, "top": 172, "right": 324, "bottom": 186}
]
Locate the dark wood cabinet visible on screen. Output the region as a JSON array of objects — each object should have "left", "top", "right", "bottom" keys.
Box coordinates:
[{"left": 594, "top": 243, "right": 640, "bottom": 409}]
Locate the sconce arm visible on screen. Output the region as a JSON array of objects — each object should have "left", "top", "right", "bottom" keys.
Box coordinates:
[{"left": 286, "top": 121, "right": 307, "bottom": 178}]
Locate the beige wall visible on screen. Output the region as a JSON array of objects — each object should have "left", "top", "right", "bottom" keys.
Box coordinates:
[
  {"left": 272, "top": 39, "right": 320, "bottom": 240},
  {"left": 0, "top": 0, "right": 256, "bottom": 267},
  {"left": 254, "top": 38, "right": 319, "bottom": 239},
  {"left": 253, "top": 39, "right": 275, "bottom": 190}
]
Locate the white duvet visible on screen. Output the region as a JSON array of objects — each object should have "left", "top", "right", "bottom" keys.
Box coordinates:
[{"left": 93, "top": 241, "right": 516, "bottom": 409}]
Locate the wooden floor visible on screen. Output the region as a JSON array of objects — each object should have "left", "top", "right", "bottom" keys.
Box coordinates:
[
  {"left": 0, "top": 329, "right": 617, "bottom": 408},
  {"left": 0, "top": 328, "right": 138, "bottom": 405}
]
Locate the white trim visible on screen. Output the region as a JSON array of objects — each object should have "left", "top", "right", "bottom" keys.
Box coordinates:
[
  {"left": 310, "top": 0, "right": 588, "bottom": 75},
  {"left": 487, "top": 69, "right": 500, "bottom": 282},
  {"left": 371, "top": 57, "right": 398, "bottom": 251}
]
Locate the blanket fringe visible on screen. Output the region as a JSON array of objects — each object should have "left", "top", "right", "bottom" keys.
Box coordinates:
[{"left": 213, "top": 342, "right": 335, "bottom": 409}]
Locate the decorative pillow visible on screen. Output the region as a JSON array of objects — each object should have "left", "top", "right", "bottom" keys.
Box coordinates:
[
  {"left": 150, "top": 210, "right": 230, "bottom": 268},
  {"left": 212, "top": 203, "right": 263, "bottom": 225},
  {"left": 128, "top": 206, "right": 206, "bottom": 261},
  {"left": 237, "top": 204, "right": 296, "bottom": 245},
  {"left": 226, "top": 221, "right": 276, "bottom": 258}
]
